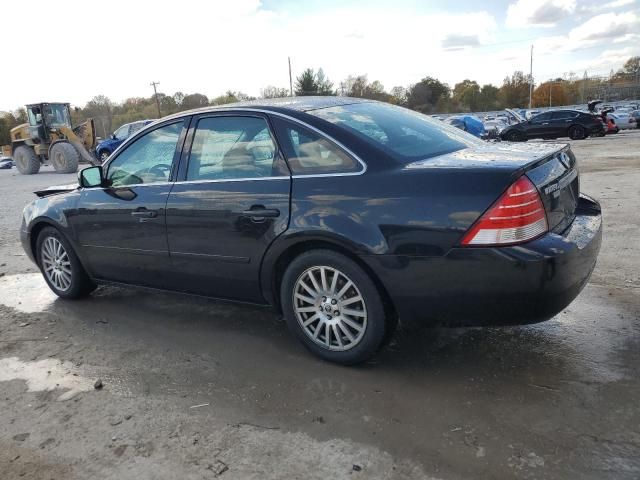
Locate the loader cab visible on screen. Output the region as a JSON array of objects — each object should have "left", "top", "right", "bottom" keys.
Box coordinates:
[{"left": 26, "top": 103, "right": 72, "bottom": 141}]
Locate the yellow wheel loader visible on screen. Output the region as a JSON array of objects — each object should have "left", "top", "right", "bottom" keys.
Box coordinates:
[{"left": 5, "top": 103, "right": 99, "bottom": 175}]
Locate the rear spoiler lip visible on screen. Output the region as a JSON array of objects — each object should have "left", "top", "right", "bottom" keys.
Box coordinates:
[{"left": 34, "top": 183, "right": 78, "bottom": 198}]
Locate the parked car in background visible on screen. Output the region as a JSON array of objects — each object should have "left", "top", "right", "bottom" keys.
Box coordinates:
[
  {"left": 608, "top": 112, "right": 635, "bottom": 130},
  {"left": 630, "top": 110, "right": 640, "bottom": 128},
  {"left": 95, "top": 119, "right": 155, "bottom": 161},
  {"left": 500, "top": 109, "right": 604, "bottom": 141},
  {"left": 483, "top": 118, "right": 508, "bottom": 139},
  {"left": 525, "top": 110, "right": 541, "bottom": 120},
  {"left": 20, "top": 98, "right": 601, "bottom": 364},
  {"left": 605, "top": 117, "right": 619, "bottom": 134},
  {"left": 0, "top": 157, "right": 13, "bottom": 169},
  {"left": 444, "top": 115, "right": 485, "bottom": 137}
]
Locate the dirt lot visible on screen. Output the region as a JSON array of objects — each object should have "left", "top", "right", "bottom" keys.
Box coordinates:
[{"left": 0, "top": 131, "right": 638, "bottom": 479}]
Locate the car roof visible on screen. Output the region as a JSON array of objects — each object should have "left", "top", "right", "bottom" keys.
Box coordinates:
[{"left": 162, "top": 96, "right": 374, "bottom": 121}]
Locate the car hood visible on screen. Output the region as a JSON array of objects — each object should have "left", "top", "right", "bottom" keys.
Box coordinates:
[
  {"left": 34, "top": 183, "right": 78, "bottom": 198},
  {"left": 405, "top": 141, "right": 567, "bottom": 171}
]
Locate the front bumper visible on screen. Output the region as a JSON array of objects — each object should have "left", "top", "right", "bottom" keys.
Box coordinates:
[{"left": 364, "top": 194, "right": 602, "bottom": 327}]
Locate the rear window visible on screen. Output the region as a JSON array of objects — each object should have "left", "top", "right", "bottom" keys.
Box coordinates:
[{"left": 309, "top": 102, "right": 480, "bottom": 163}]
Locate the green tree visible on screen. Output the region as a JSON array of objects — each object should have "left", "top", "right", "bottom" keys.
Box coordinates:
[
  {"left": 406, "top": 77, "right": 450, "bottom": 113},
  {"left": 181, "top": 93, "right": 209, "bottom": 110},
  {"left": 83, "top": 95, "right": 114, "bottom": 138},
  {"left": 498, "top": 71, "right": 531, "bottom": 108},
  {"left": 295, "top": 68, "right": 318, "bottom": 96},
  {"left": 452, "top": 79, "right": 481, "bottom": 111},
  {"left": 295, "top": 68, "right": 334, "bottom": 96},
  {"left": 623, "top": 56, "right": 640, "bottom": 76},
  {"left": 261, "top": 86, "right": 289, "bottom": 98},
  {"left": 477, "top": 84, "right": 500, "bottom": 111},
  {"left": 389, "top": 86, "right": 408, "bottom": 105}
]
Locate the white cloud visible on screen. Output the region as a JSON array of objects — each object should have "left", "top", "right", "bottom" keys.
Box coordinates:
[
  {"left": 506, "top": 0, "right": 577, "bottom": 28},
  {"left": 602, "top": 0, "right": 635, "bottom": 9},
  {"left": 569, "top": 11, "right": 638, "bottom": 41}
]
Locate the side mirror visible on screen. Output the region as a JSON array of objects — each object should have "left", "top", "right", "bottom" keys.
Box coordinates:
[
  {"left": 111, "top": 134, "right": 117, "bottom": 140},
  {"left": 78, "top": 166, "right": 104, "bottom": 188}
]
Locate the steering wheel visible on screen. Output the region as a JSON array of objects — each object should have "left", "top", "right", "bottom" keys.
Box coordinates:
[{"left": 147, "top": 164, "right": 172, "bottom": 177}]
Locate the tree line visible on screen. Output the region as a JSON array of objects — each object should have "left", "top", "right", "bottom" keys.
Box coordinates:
[{"left": 1, "top": 56, "right": 638, "bottom": 144}]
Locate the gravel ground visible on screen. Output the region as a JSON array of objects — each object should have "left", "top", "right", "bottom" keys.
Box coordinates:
[{"left": 0, "top": 131, "right": 639, "bottom": 479}]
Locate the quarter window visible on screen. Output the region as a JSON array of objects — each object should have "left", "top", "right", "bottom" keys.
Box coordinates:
[
  {"left": 186, "top": 116, "right": 286, "bottom": 181},
  {"left": 106, "top": 121, "right": 183, "bottom": 187},
  {"left": 272, "top": 117, "right": 360, "bottom": 175}
]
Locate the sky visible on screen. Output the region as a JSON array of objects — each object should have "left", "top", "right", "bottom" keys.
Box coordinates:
[{"left": 1, "top": 0, "right": 638, "bottom": 111}]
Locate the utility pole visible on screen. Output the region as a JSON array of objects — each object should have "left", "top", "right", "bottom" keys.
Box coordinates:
[
  {"left": 549, "top": 83, "right": 552, "bottom": 107},
  {"left": 288, "top": 57, "right": 293, "bottom": 96},
  {"left": 150, "top": 81, "right": 161, "bottom": 117},
  {"left": 529, "top": 45, "right": 533, "bottom": 109}
]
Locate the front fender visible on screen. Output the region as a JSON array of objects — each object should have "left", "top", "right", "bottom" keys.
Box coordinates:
[{"left": 21, "top": 192, "right": 81, "bottom": 263}]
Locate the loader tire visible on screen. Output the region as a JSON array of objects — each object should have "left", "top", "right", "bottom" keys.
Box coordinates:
[
  {"left": 50, "top": 142, "right": 80, "bottom": 173},
  {"left": 14, "top": 146, "right": 41, "bottom": 175}
]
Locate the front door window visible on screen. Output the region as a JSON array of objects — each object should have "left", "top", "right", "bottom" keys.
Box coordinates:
[{"left": 106, "top": 121, "right": 184, "bottom": 186}]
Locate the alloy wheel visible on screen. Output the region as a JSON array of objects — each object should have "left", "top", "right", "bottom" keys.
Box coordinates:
[
  {"left": 293, "top": 266, "right": 367, "bottom": 351},
  {"left": 41, "top": 236, "right": 72, "bottom": 292}
]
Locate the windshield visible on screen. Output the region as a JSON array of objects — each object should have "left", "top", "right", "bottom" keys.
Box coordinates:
[
  {"left": 309, "top": 102, "right": 481, "bottom": 163},
  {"left": 44, "top": 104, "right": 71, "bottom": 126}
]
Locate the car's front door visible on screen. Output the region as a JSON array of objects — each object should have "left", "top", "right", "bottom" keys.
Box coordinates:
[
  {"left": 526, "top": 112, "right": 553, "bottom": 138},
  {"left": 72, "top": 119, "right": 187, "bottom": 287},
  {"left": 165, "top": 114, "right": 291, "bottom": 303}
]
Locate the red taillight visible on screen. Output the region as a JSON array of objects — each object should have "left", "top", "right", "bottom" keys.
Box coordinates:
[{"left": 460, "top": 176, "right": 548, "bottom": 246}]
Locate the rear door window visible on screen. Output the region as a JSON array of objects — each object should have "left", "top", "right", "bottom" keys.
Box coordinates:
[
  {"left": 186, "top": 116, "right": 288, "bottom": 181},
  {"left": 551, "top": 111, "right": 579, "bottom": 121}
]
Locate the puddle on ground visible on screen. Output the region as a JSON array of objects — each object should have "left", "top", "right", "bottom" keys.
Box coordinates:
[
  {"left": 0, "top": 273, "right": 56, "bottom": 313},
  {"left": 0, "top": 356, "right": 93, "bottom": 401}
]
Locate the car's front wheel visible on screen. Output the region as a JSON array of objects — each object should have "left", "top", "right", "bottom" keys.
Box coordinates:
[
  {"left": 506, "top": 130, "right": 526, "bottom": 142},
  {"left": 98, "top": 150, "right": 110, "bottom": 162},
  {"left": 36, "top": 226, "right": 96, "bottom": 299},
  {"left": 281, "top": 250, "right": 388, "bottom": 365}
]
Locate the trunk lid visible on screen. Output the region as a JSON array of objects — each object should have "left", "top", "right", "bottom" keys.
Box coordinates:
[
  {"left": 405, "top": 142, "right": 580, "bottom": 233},
  {"left": 525, "top": 148, "right": 579, "bottom": 233}
]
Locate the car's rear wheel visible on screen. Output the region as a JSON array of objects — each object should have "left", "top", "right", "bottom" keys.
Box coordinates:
[
  {"left": 281, "top": 250, "right": 387, "bottom": 365},
  {"left": 568, "top": 125, "right": 586, "bottom": 140},
  {"left": 36, "top": 226, "right": 96, "bottom": 299}
]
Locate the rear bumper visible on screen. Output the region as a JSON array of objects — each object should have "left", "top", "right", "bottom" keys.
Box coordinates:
[{"left": 363, "top": 194, "right": 602, "bottom": 327}]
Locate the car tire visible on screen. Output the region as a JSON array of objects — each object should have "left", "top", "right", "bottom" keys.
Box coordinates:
[
  {"left": 36, "top": 226, "right": 96, "bottom": 299},
  {"left": 568, "top": 125, "right": 586, "bottom": 140},
  {"left": 507, "top": 130, "right": 525, "bottom": 142},
  {"left": 49, "top": 142, "right": 80, "bottom": 173},
  {"left": 98, "top": 150, "right": 110, "bottom": 162},
  {"left": 13, "top": 146, "right": 40, "bottom": 175},
  {"left": 281, "top": 249, "right": 388, "bottom": 365}
]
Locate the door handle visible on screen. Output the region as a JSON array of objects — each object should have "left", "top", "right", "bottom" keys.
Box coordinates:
[
  {"left": 131, "top": 209, "right": 158, "bottom": 221},
  {"left": 242, "top": 207, "right": 280, "bottom": 218}
]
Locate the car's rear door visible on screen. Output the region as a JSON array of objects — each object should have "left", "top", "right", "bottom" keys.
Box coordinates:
[
  {"left": 72, "top": 119, "right": 188, "bottom": 287},
  {"left": 164, "top": 112, "right": 291, "bottom": 303},
  {"left": 550, "top": 111, "right": 579, "bottom": 134}
]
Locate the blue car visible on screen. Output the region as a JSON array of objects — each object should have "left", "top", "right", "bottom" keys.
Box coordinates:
[
  {"left": 445, "top": 115, "right": 486, "bottom": 138},
  {"left": 95, "top": 119, "right": 155, "bottom": 161}
]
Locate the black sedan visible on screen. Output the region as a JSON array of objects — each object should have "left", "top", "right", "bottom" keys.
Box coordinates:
[
  {"left": 20, "top": 98, "right": 602, "bottom": 364},
  {"left": 500, "top": 109, "right": 605, "bottom": 141}
]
